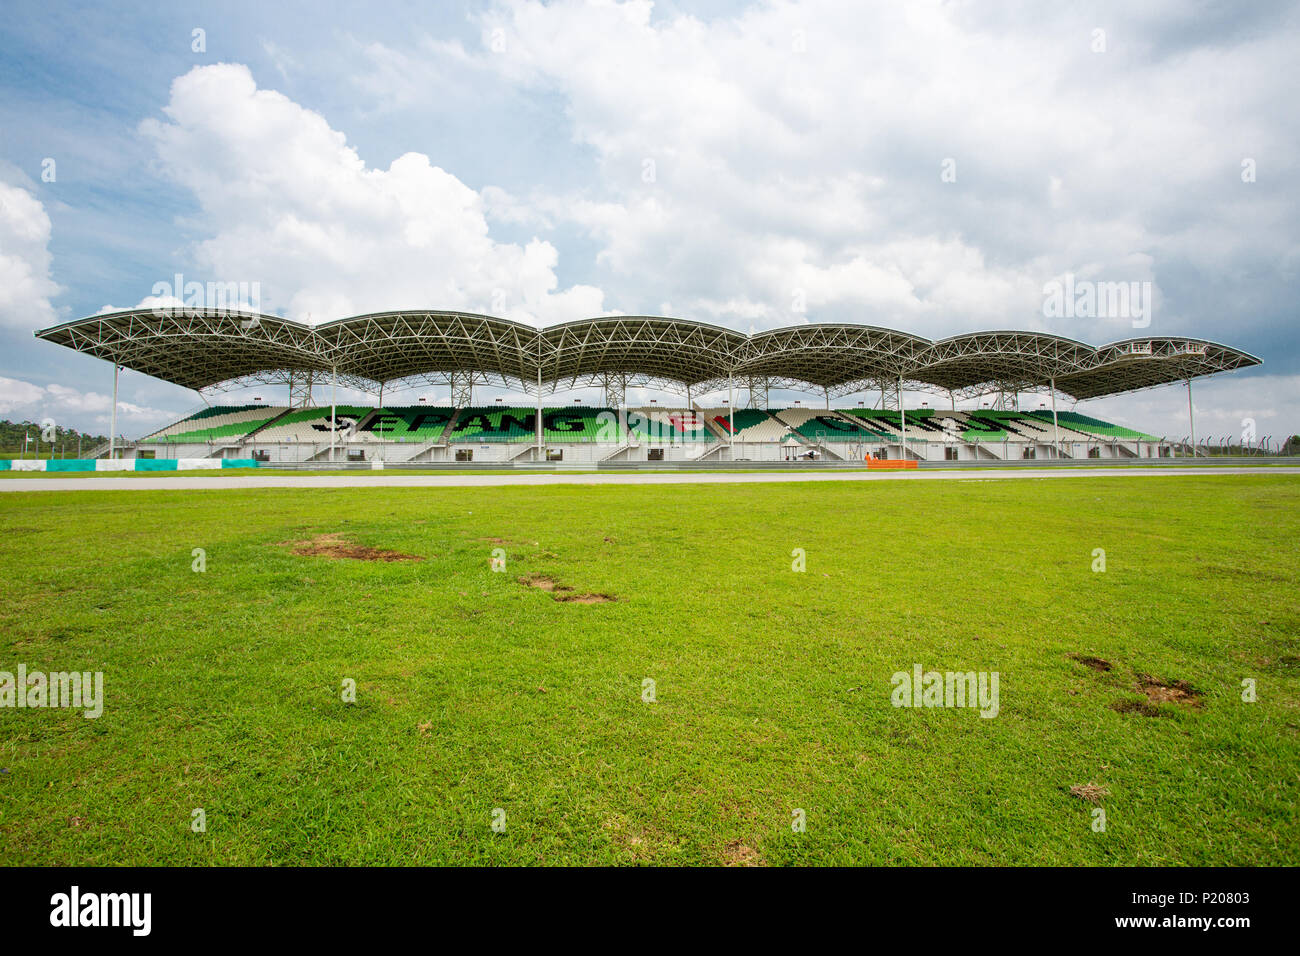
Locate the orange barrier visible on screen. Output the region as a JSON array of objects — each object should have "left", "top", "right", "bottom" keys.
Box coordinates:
[{"left": 866, "top": 458, "right": 918, "bottom": 469}]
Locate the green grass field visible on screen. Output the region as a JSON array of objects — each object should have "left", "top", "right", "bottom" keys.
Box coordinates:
[{"left": 1, "top": 476, "right": 1297, "bottom": 865}]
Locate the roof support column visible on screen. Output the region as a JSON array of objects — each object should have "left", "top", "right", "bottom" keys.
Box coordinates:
[
  {"left": 289, "top": 370, "right": 314, "bottom": 408},
  {"left": 1049, "top": 378, "right": 1060, "bottom": 460},
  {"left": 536, "top": 366, "right": 543, "bottom": 457},
  {"left": 898, "top": 374, "right": 906, "bottom": 460},
  {"left": 728, "top": 372, "right": 735, "bottom": 459},
  {"left": 449, "top": 371, "right": 473, "bottom": 409},
  {"left": 603, "top": 373, "right": 626, "bottom": 409},
  {"left": 330, "top": 366, "right": 337, "bottom": 465},
  {"left": 109, "top": 363, "right": 119, "bottom": 460},
  {"left": 1187, "top": 378, "right": 1196, "bottom": 458}
]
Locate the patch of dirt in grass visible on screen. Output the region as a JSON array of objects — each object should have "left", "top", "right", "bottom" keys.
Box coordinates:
[
  {"left": 282, "top": 533, "right": 422, "bottom": 562},
  {"left": 1070, "top": 654, "right": 1112, "bottom": 672},
  {"left": 520, "top": 573, "right": 562, "bottom": 592},
  {"left": 557, "top": 592, "right": 616, "bottom": 604},
  {"left": 1137, "top": 674, "right": 1202, "bottom": 707},
  {"left": 1110, "top": 698, "right": 1164, "bottom": 717},
  {"left": 720, "top": 840, "right": 765, "bottom": 867},
  {"left": 519, "top": 574, "right": 616, "bottom": 604},
  {"left": 1069, "top": 782, "right": 1110, "bottom": 804}
]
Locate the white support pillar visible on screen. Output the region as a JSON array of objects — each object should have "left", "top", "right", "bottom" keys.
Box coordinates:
[
  {"left": 898, "top": 374, "right": 906, "bottom": 460},
  {"left": 728, "top": 373, "right": 735, "bottom": 458},
  {"left": 378, "top": 383, "right": 384, "bottom": 409},
  {"left": 109, "top": 363, "right": 120, "bottom": 460},
  {"left": 536, "top": 367, "right": 543, "bottom": 456},
  {"left": 1186, "top": 378, "right": 1196, "bottom": 457},
  {"left": 330, "top": 366, "right": 337, "bottom": 464},
  {"left": 1049, "top": 377, "right": 1061, "bottom": 460}
]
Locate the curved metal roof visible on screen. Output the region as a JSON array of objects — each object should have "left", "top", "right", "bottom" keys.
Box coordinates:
[
  {"left": 917, "top": 330, "right": 1099, "bottom": 398},
  {"left": 34, "top": 308, "right": 1261, "bottom": 400},
  {"left": 540, "top": 316, "right": 745, "bottom": 393},
  {"left": 315, "top": 310, "right": 540, "bottom": 385},
  {"left": 739, "top": 324, "right": 932, "bottom": 394},
  {"left": 33, "top": 309, "right": 334, "bottom": 391}
]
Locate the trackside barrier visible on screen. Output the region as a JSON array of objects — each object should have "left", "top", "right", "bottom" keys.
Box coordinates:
[
  {"left": 867, "top": 459, "right": 918, "bottom": 470},
  {"left": 0, "top": 459, "right": 260, "bottom": 472}
]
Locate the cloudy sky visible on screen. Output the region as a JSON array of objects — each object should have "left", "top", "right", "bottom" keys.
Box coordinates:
[{"left": 1, "top": 0, "right": 1296, "bottom": 442}]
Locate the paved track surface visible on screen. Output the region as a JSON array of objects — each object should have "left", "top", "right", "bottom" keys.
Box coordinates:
[{"left": 3, "top": 466, "right": 1299, "bottom": 492}]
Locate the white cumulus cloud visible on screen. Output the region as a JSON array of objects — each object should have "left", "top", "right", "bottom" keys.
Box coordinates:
[
  {"left": 0, "top": 179, "right": 59, "bottom": 329},
  {"left": 139, "top": 62, "right": 605, "bottom": 326},
  {"left": 0, "top": 375, "right": 175, "bottom": 426}
]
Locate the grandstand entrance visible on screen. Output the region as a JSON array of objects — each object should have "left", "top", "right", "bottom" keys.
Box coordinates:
[{"left": 455, "top": 449, "right": 473, "bottom": 462}]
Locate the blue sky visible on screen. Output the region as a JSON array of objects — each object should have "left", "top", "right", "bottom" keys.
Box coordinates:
[{"left": 1, "top": 0, "right": 1296, "bottom": 443}]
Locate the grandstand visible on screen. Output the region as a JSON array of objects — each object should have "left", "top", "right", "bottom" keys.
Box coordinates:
[
  {"left": 32, "top": 309, "right": 1261, "bottom": 464},
  {"left": 121, "top": 401, "right": 1186, "bottom": 463},
  {"left": 704, "top": 408, "right": 791, "bottom": 444},
  {"left": 141, "top": 404, "right": 286, "bottom": 444},
  {"left": 358, "top": 406, "right": 457, "bottom": 443},
  {"left": 625, "top": 408, "right": 715, "bottom": 443}
]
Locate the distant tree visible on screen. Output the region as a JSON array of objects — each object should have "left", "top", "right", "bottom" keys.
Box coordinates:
[{"left": 0, "top": 419, "right": 110, "bottom": 457}]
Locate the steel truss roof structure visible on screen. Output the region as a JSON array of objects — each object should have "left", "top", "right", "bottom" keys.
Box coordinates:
[{"left": 35, "top": 308, "right": 1260, "bottom": 402}]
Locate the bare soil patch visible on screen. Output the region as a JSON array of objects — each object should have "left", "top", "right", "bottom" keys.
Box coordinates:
[
  {"left": 519, "top": 573, "right": 617, "bottom": 604},
  {"left": 1069, "top": 654, "right": 1112, "bottom": 672},
  {"left": 283, "top": 533, "right": 423, "bottom": 562},
  {"left": 1110, "top": 698, "right": 1163, "bottom": 717},
  {"left": 1137, "top": 674, "right": 1202, "bottom": 707}
]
